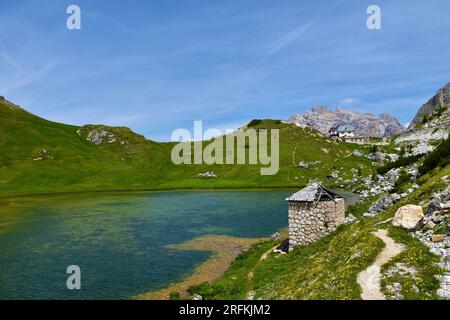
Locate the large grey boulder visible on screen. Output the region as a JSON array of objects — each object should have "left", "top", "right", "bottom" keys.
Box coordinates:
[{"left": 392, "top": 205, "right": 424, "bottom": 231}]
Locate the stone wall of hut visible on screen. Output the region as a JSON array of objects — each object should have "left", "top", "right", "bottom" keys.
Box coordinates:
[{"left": 288, "top": 198, "right": 345, "bottom": 250}]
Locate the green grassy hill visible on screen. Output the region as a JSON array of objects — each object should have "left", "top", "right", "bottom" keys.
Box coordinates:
[
  {"left": 0, "top": 97, "right": 371, "bottom": 197},
  {"left": 0, "top": 98, "right": 171, "bottom": 197}
]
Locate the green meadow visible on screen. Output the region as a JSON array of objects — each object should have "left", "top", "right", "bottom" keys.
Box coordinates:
[{"left": 0, "top": 98, "right": 372, "bottom": 197}]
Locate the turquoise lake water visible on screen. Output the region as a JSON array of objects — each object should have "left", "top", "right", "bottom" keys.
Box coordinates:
[{"left": 0, "top": 189, "right": 357, "bottom": 300}]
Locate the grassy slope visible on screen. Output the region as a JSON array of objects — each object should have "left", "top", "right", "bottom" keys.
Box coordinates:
[
  {"left": 190, "top": 222, "right": 385, "bottom": 300},
  {"left": 0, "top": 99, "right": 372, "bottom": 197},
  {"left": 189, "top": 163, "right": 449, "bottom": 300},
  {"left": 187, "top": 241, "right": 277, "bottom": 300},
  {"left": 0, "top": 99, "right": 171, "bottom": 196}
]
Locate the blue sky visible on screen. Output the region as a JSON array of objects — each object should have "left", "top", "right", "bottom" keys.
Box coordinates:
[{"left": 1, "top": 0, "right": 450, "bottom": 141}]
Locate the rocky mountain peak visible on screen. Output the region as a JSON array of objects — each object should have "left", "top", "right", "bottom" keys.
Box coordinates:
[
  {"left": 311, "top": 105, "right": 329, "bottom": 113},
  {"left": 395, "top": 82, "right": 450, "bottom": 154},
  {"left": 287, "top": 106, "right": 404, "bottom": 138},
  {"left": 410, "top": 82, "right": 450, "bottom": 128}
]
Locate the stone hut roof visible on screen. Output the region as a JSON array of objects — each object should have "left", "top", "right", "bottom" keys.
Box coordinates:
[{"left": 286, "top": 183, "right": 343, "bottom": 202}]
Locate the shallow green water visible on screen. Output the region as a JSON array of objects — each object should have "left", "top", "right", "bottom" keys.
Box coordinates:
[{"left": 0, "top": 189, "right": 358, "bottom": 300}]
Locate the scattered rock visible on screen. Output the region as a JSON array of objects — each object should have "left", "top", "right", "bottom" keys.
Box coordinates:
[
  {"left": 192, "top": 294, "right": 203, "bottom": 300},
  {"left": 76, "top": 125, "right": 141, "bottom": 146},
  {"left": 413, "top": 227, "right": 449, "bottom": 299},
  {"left": 385, "top": 262, "right": 418, "bottom": 278},
  {"left": 344, "top": 214, "right": 357, "bottom": 224},
  {"left": 347, "top": 251, "right": 362, "bottom": 262},
  {"left": 246, "top": 291, "right": 255, "bottom": 300},
  {"left": 392, "top": 205, "right": 424, "bottom": 231},
  {"left": 198, "top": 171, "right": 217, "bottom": 178},
  {"left": 352, "top": 150, "right": 364, "bottom": 157},
  {"left": 366, "top": 152, "right": 399, "bottom": 162},
  {"left": 363, "top": 194, "right": 395, "bottom": 218},
  {"left": 347, "top": 252, "right": 362, "bottom": 263},
  {"left": 356, "top": 164, "right": 419, "bottom": 201},
  {"left": 432, "top": 235, "right": 445, "bottom": 243},
  {"left": 385, "top": 282, "right": 403, "bottom": 300},
  {"left": 32, "top": 148, "right": 53, "bottom": 161},
  {"left": 411, "top": 143, "right": 435, "bottom": 156},
  {"left": 298, "top": 161, "right": 321, "bottom": 168},
  {"left": 425, "top": 221, "right": 436, "bottom": 229},
  {"left": 388, "top": 186, "right": 450, "bottom": 299},
  {"left": 426, "top": 199, "right": 441, "bottom": 215},
  {"left": 431, "top": 211, "right": 446, "bottom": 224},
  {"left": 79, "top": 129, "right": 117, "bottom": 145},
  {"left": 437, "top": 275, "right": 450, "bottom": 299},
  {"left": 271, "top": 232, "right": 281, "bottom": 241},
  {"left": 383, "top": 262, "right": 418, "bottom": 300},
  {"left": 431, "top": 186, "right": 450, "bottom": 202}
]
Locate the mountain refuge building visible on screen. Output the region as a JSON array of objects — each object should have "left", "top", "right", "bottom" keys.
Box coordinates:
[
  {"left": 328, "top": 123, "right": 355, "bottom": 138},
  {"left": 328, "top": 123, "right": 370, "bottom": 144},
  {"left": 286, "top": 183, "right": 345, "bottom": 251}
]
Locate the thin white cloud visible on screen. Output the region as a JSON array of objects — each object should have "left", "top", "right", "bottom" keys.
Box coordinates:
[
  {"left": 266, "top": 18, "right": 319, "bottom": 57},
  {"left": 0, "top": 61, "right": 53, "bottom": 94},
  {"left": 0, "top": 47, "right": 55, "bottom": 95},
  {"left": 264, "top": 0, "right": 344, "bottom": 58}
]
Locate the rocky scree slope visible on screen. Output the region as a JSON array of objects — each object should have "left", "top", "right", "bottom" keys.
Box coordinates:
[
  {"left": 410, "top": 82, "right": 450, "bottom": 127},
  {"left": 396, "top": 83, "right": 450, "bottom": 155}
]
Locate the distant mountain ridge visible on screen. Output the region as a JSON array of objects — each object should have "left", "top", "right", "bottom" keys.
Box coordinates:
[{"left": 287, "top": 106, "right": 404, "bottom": 138}]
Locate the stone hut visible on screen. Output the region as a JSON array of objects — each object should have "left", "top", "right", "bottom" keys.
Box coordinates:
[{"left": 286, "top": 183, "right": 345, "bottom": 251}]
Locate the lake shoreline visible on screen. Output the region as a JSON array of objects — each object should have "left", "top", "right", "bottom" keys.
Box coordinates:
[
  {"left": 0, "top": 185, "right": 357, "bottom": 201},
  {"left": 135, "top": 235, "right": 267, "bottom": 300},
  {"left": 0, "top": 185, "right": 302, "bottom": 201}
]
